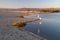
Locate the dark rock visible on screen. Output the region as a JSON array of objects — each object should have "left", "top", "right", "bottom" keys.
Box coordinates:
[{"left": 12, "top": 22, "right": 26, "bottom": 27}]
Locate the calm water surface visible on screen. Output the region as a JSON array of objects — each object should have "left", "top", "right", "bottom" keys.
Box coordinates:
[
  {"left": 0, "top": 13, "right": 60, "bottom": 40},
  {"left": 24, "top": 13, "right": 60, "bottom": 40}
]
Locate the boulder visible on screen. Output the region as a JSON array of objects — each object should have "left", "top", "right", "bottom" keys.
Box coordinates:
[{"left": 12, "top": 22, "right": 26, "bottom": 27}]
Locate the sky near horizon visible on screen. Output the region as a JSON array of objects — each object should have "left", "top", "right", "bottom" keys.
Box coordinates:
[{"left": 0, "top": 0, "right": 60, "bottom": 8}]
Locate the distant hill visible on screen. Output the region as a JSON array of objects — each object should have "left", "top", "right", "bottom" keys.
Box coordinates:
[{"left": 0, "top": 8, "right": 60, "bottom": 12}]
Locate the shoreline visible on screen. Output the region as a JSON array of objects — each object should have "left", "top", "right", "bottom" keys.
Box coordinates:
[
  {"left": 0, "top": 12, "right": 46, "bottom": 40},
  {"left": 11, "top": 18, "right": 46, "bottom": 40},
  {"left": 17, "top": 28, "right": 47, "bottom": 40}
]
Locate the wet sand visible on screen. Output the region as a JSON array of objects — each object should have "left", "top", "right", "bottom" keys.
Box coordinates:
[{"left": 0, "top": 25, "right": 46, "bottom": 40}]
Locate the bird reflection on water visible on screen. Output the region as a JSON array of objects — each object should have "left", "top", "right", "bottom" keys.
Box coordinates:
[
  {"left": 37, "top": 19, "right": 42, "bottom": 34},
  {"left": 37, "top": 28, "right": 41, "bottom": 34}
]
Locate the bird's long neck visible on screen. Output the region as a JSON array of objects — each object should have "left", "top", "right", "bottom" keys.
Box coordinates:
[{"left": 37, "top": 14, "right": 39, "bottom": 18}]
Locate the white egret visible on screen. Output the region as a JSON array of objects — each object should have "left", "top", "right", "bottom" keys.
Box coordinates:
[
  {"left": 37, "top": 14, "right": 42, "bottom": 24},
  {"left": 37, "top": 14, "right": 42, "bottom": 20}
]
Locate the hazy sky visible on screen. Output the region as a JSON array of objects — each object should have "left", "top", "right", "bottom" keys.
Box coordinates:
[{"left": 0, "top": 0, "right": 60, "bottom": 8}]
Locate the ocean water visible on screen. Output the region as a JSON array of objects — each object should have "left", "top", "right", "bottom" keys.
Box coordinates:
[{"left": 0, "top": 12, "right": 60, "bottom": 40}]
